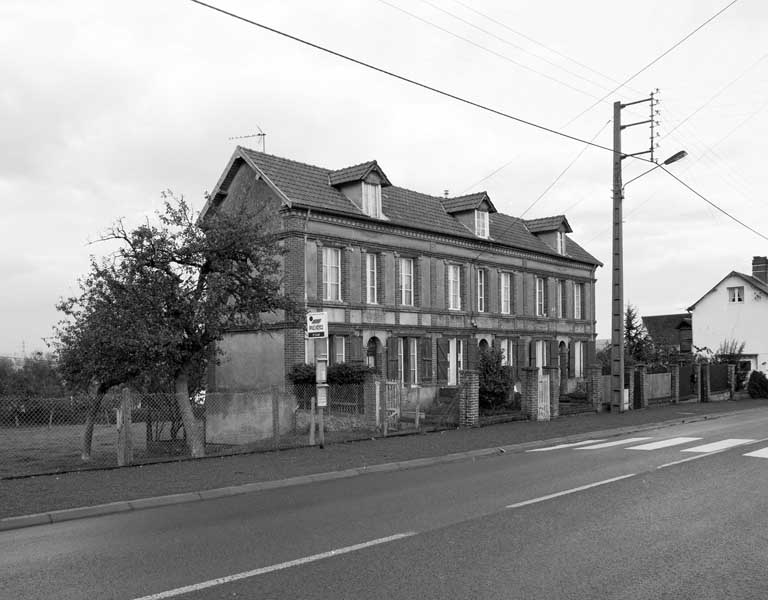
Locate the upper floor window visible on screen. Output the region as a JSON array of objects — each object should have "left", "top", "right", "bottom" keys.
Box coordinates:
[
  {"left": 535, "top": 277, "right": 546, "bottom": 317},
  {"left": 474, "top": 210, "right": 489, "bottom": 238},
  {"left": 322, "top": 247, "right": 341, "bottom": 301},
  {"left": 366, "top": 253, "right": 378, "bottom": 304},
  {"left": 556, "top": 231, "right": 566, "bottom": 255},
  {"left": 448, "top": 264, "right": 461, "bottom": 310},
  {"left": 500, "top": 272, "right": 512, "bottom": 314},
  {"left": 400, "top": 257, "right": 414, "bottom": 306},
  {"left": 477, "top": 269, "right": 486, "bottom": 312},
  {"left": 362, "top": 182, "right": 382, "bottom": 218},
  {"left": 574, "top": 282, "right": 584, "bottom": 319},
  {"left": 728, "top": 286, "right": 744, "bottom": 303},
  {"left": 557, "top": 279, "right": 566, "bottom": 318}
]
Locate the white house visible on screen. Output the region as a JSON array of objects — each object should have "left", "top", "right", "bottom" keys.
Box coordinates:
[{"left": 687, "top": 256, "right": 768, "bottom": 374}]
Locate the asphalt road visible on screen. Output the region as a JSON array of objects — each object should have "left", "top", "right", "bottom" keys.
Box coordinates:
[{"left": 3, "top": 410, "right": 768, "bottom": 599}]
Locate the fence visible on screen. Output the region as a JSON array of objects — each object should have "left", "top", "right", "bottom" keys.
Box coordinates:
[
  {"left": 647, "top": 372, "right": 672, "bottom": 401},
  {"left": 709, "top": 364, "right": 730, "bottom": 393},
  {"left": 0, "top": 379, "right": 461, "bottom": 478}
]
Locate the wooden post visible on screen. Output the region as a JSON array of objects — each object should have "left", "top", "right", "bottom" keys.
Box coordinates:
[
  {"left": 309, "top": 395, "right": 316, "bottom": 446},
  {"left": 272, "top": 386, "right": 280, "bottom": 451},
  {"left": 117, "top": 388, "right": 133, "bottom": 466}
]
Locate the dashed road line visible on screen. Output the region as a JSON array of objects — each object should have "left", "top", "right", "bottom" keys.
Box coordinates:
[
  {"left": 681, "top": 439, "right": 755, "bottom": 453},
  {"left": 575, "top": 438, "right": 652, "bottom": 450},
  {"left": 527, "top": 440, "right": 606, "bottom": 452},
  {"left": 627, "top": 437, "right": 701, "bottom": 451}
]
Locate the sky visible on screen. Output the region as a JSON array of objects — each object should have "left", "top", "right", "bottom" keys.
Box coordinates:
[{"left": 2, "top": 0, "right": 767, "bottom": 356}]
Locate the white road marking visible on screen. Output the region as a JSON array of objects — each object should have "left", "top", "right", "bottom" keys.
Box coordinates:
[
  {"left": 506, "top": 474, "right": 636, "bottom": 509},
  {"left": 575, "top": 437, "right": 652, "bottom": 450},
  {"left": 131, "top": 532, "right": 416, "bottom": 600},
  {"left": 527, "top": 440, "right": 606, "bottom": 452},
  {"left": 681, "top": 439, "right": 755, "bottom": 453},
  {"left": 744, "top": 447, "right": 768, "bottom": 459},
  {"left": 627, "top": 437, "right": 702, "bottom": 451},
  {"left": 657, "top": 454, "right": 713, "bottom": 470}
]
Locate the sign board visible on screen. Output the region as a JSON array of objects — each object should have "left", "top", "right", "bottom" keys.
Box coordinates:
[
  {"left": 316, "top": 385, "right": 328, "bottom": 408},
  {"left": 306, "top": 312, "right": 328, "bottom": 339}
]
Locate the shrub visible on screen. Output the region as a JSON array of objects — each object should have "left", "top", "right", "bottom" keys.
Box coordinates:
[
  {"left": 478, "top": 347, "right": 515, "bottom": 409},
  {"left": 747, "top": 371, "right": 768, "bottom": 399},
  {"left": 287, "top": 362, "right": 373, "bottom": 385},
  {"left": 287, "top": 363, "right": 317, "bottom": 385}
]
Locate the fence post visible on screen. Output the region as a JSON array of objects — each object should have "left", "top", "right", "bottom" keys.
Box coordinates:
[
  {"left": 670, "top": 362, "right": 680, "bottom": 404},
  {"left": 727, "top": 364, "right": 736, "bottom": 400},
  {"left": 544, "top": 365, "right": 559, "bottom": 419},
  {"left": 117, "top": 388, "right": 133, "bottom": 467},
  {"left": 702, "top": 362, "right": 711, "bottom": 402},
  {"left": 272, "top": 386, "right": 280, "bottom": 451},
  {"left": 521, "top": 367, "right": 539, "bottom": 421},
  {"left": 635, "top": 364, "right": 648, "bottom": 409},
  {"left": 458, "top": 370, "right": 479, "bottom": 427},
  {"left": 587, "top": 364, "right": 602, "bottom": 411}
]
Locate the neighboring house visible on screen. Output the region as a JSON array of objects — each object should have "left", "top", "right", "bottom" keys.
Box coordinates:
[
  {"left": 687, "top": 256, "right": 768, "bottom": 374},
  {"left": 641, "top": 313, "right": 692, "bottom": 360},
  {"left": 201, "top": 146, "right": 602, "bottom": 395}
]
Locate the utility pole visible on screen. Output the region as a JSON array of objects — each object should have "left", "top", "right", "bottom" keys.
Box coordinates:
[{"left": 610, "top": 92, "right": 658, "bottom": 411}]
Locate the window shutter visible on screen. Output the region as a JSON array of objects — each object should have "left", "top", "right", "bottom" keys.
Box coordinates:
[
  {"left": 420, "top": 337, "right": 432, "bottom": 383},
  {"left": 349, "top": 336, "right": 363, "bottom": 364},
  {"left": 512, "top": 339, "right": 521, "bottom": 381},
  {"left": 529, "top": 340, "right": 537, "bottom": 368},
  {"left": 586, "top": 340, "right": 596, "bottom": 367},
  {"left": 467, "top": 339, "right": 479, "bottom": 370},
  {"left": 568, "top": 341, "right": 575, "bottom": 378},
  {"left": 548, "top": 340, "right": 558, "bottom": 368},
  {"left": 387, "top": 340, "right": 399, "bottom": 381},
  {"left": 437, "top": 338, "right": 450, "bottom": 383},
  {"left": 543, "top": 278, "right": 549, "bottom": 316}
]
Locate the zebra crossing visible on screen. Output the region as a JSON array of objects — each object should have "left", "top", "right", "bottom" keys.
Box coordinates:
[{"left": 529, "top": 436, "right": 766, "bottom": 458}]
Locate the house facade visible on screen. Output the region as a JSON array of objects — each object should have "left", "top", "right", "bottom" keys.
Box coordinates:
[
  {"left": 202, "top": 147, "right": 601, "bottom": 395},
  {"left": 688, "top": 256, "right": 768, "bottom": 374},
  {"left": 642, "top": 313, "right": 693, "bottom": 360}
]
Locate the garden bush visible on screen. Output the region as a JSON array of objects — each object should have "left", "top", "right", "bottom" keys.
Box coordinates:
[{"left": 747, "top": 370, "right": 768, "bottom": 398}]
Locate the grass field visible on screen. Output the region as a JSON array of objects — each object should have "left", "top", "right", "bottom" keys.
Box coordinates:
[{"left": 0, "top": 422, "right": 151, "bottom": 478}]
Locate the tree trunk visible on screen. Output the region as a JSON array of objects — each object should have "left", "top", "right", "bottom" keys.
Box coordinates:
[
  {"left": 175, "top": 368, "right": 205, "bottom": 457},
  {"left": 81, "top": 392, "right": 106, "bottom": 461}
]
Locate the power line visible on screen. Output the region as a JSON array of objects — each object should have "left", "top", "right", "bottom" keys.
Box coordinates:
[
  {"left": 188, "top": 0, "right": 644, "bottom": 161},
  {"left": 660, "top": 166, "right": 768, "bottom": 242},
  {"left": 564, "top": 0, "right": 741, "bottom": 127}
]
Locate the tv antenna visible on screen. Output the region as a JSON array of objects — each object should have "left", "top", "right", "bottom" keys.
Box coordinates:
[{"left": 228, "top": 125, "right": 266, "bottom": 152}]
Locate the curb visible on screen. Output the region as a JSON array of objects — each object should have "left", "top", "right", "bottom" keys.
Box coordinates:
[{"left": 0, "top": 406, "right": 762, "bottom": 532}]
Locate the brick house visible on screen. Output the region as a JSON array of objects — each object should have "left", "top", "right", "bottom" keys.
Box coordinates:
[
  {"left": 641, "top": 313, "right": 693, "bottom": 360},
  {"left": 201, "top": 146, "right": 601, "bottom": 399}
]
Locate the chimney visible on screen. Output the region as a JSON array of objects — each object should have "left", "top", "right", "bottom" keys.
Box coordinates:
[{"left": 753, "top": 256, "right": 768, "bottom": 283}]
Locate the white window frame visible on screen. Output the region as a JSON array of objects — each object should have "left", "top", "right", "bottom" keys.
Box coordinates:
[
  {"left": 366, "top": 253, "right": 378, "bottom": 304},
  {"left": 409, "top": 338, "right": 418, "bottom": 385},
  {"left": 574, "top": 283, "right": 583, "bottom": 319},
  {"left": 500, "top": 272, "right": 511, "bottom": 314},
  {"left": 556, "top": 279, "right": 565, "bottom": 318},
  {"left": 535, "top": 277, "right": 545, "bottom": 317},
  {"left": 500, "top": 338, "right": 514, "bottom": 367},
  {"left": 556, "top": 231, "right": 566, "bottom": 255},
  {"left": 477, "top": 269, "right": 486, "bottom": 313},
  {"left": 362, "top": 182, "right": 381, "bottom": 218},
  {"left": 333, "top": 335, "right": 345, "bottom": 364},
  {"left": 398, "top": 338, "right": 405, "bottom": 384},
  {"left": 728, "top": 286, "right": 744, "bottom": 303},
  {"left": 475, "top": 210, "right": 489, "bottom": 238},
  {"left": 573, "top": 341, "right": 584, "bottom": 378},
  {"left": 322, "top": 247, "right": 341, "bottom": 301},
  {"left": 400, "top": 257, "right": 414, "bottom": 306},
  {"left": 448, "top": 264, "right": 461, "bottom": 310}
]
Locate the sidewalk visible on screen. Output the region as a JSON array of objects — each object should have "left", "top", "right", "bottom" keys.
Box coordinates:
[{"left": 3, "top": 397, "right": 768, "bottom": 527}]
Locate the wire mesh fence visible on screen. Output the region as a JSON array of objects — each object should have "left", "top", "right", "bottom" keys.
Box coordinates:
[{"left": 0, "top": 380, "right": 461, "bottom": 478}]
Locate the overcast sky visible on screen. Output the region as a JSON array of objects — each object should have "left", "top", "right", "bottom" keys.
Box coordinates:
[{"left": 2, "top": 0, "right": 767, "bottom": 357}]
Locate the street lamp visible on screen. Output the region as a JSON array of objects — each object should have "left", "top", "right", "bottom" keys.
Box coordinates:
[{"left": 610, "top": 148, "right": 687, "bottom": 412}]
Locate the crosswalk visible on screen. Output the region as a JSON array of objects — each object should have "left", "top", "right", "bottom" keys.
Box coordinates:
[{"left": 529, "top": 436, "right": 768, "bottom": 459}]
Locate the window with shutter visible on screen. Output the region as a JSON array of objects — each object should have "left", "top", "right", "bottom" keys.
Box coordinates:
[
  {"left": 420, "top": 337, "right": 433, "bottom": 383},
  {"left": 437, "top": 338, "right": 450, "bottom": 383}
]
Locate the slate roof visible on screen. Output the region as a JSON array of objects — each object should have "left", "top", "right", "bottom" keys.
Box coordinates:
[
  {"left": 642, "top": 314, "right": 691, "bottom": 344},
  {"left": 227, "top": 147, "right": 600, "bottom": 266},
  {"left": 440, "top": 192, "right": 496, "bottom": 214},
  {"left": 687, "top": 270, "right": 768, "bottom": 311},
  {"left": 328, "top": 160, "right": 391, "bottom": 187},
  {"left": 525, "top": 215, "right": 572, "bottom": 234}
]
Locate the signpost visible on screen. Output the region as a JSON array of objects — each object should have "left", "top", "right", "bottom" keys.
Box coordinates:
[{"left": 307, "top": 312, "right": 328, "bottom": 448}]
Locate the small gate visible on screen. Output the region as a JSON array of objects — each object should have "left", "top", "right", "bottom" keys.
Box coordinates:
[
  {"left": 383, "top": 381, "right": 402, "bottom": 429},
  {"left": 537, "top": 375, "right": 550, "bottom": 421}
]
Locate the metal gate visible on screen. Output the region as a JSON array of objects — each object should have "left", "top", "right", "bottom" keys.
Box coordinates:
[{"left": 383, "top": 381, "right": 402, "bottom": 429}]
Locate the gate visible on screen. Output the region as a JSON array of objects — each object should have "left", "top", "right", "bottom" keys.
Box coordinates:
[
  {"left": 383, "top": 381, "right": 402, "bottom": 429},
  {"left": 679, "top": 364, "right": 695, "bottom": 399},
  {"left": 537, "top": 375, "right": 550, "bottom": 421}
]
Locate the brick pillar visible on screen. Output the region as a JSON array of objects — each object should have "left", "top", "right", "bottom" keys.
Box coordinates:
[
  {"left": 544, "top": 365, "right": 560, "bottom": 419},
  {"left": 635, "top": 364, "right": 648, "bottom": 409},
  {"left": 701, "top": 362, "right": 711, "bottom": 402},
  {"left": 727, "top": 364, "right": 736, "bottom": 400},
  {"left": 695, "top": 362, "right": 702, "bottom": 402},
  {"left": 587, "top": 363, "right": 603, "bottom": 412},
  {"left": 670, "top": 362, "right": 680, "bottom": 404},
  {"left": 521, "top": 367, "right": 539, "bottom": 421},
  {"left": 363, "top": 373, "right": 381, "bottom": 427},
  {"left": 458, "top": 370, "right": 479, "bottom": 427}
]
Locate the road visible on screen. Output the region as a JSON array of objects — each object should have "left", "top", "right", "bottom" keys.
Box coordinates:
[{"left": 3, "top": 410, "right": 768, "bottom": 599}]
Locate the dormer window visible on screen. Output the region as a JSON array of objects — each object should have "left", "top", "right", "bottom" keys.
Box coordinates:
[
  {"left": 475, "top": 210, "right": 489, "bottom": 238},
  {"left": 556, "top": 231, "right": 566, "bottom": 255},
  {"left": 362, "top": 182, "right": 381, "bottom": 218}
]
